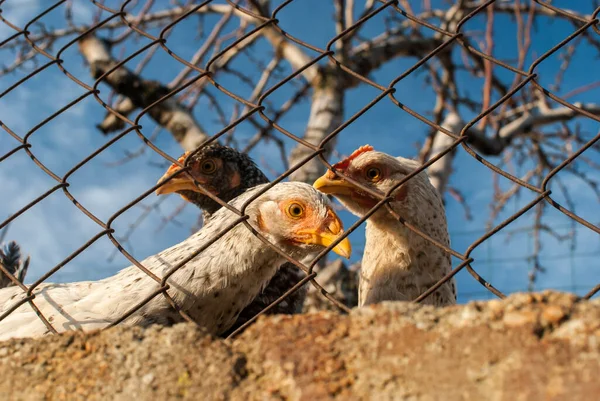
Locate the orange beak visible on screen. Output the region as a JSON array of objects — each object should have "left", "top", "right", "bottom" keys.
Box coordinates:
[
  {"left": 312, "top": 170, "right": 356, "bottom": 196},
  {"left": 155, "top": 154, "right": 213, "bottom": 196},
  {"left": 155, "top": 173, "right": 210, "bottom": 196},
  {"left": 293, "top": 208, "right": 352, "bottom": 259},
  {"left": 313, "top": 170, "right": 382, "bottom": 209}
]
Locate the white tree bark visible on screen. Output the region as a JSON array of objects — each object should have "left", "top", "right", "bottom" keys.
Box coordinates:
[
  {"left": 288, "top": 76, "right": 344, "bottom": 183},
  {"left": 78, "top": 35, "right": 208, "bottom": 151},
  {"left": 427, "top": 112, "right": 464, "bottom": 194},
  {"left": 348, "top": 34, "right": 442, "bottom": 86}
]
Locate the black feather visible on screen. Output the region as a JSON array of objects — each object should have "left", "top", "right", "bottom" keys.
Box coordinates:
[
  {"left": 1, "top": 241, "right": 23, "bottom": 275},
  {"left": 0, "top": 241, "right": 29, "bottom": 288}
]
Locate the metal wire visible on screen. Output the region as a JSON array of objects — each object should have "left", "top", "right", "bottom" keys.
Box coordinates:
[{"left": 0, "top": 0, "right": 598, "bottom": 340}]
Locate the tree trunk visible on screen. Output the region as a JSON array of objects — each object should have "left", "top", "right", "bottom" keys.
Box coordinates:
[
  {"left": 427, "top": 112, "right": 463, "bottom": 194},
  {"left": 288, "top": 71, "right": 344, "bottom": 183}
]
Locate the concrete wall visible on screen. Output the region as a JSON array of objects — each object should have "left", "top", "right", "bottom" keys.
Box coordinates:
[{"left": 1, "top": 291, "right": 598, "bottom": 400}]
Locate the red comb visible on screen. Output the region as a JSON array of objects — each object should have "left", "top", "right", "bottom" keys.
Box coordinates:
[
  {"left": 332, "top": 145, "right": 374, "bottom": 171},
  {"left": 166, "top": 151, "right": 190, "bottom": 173}
]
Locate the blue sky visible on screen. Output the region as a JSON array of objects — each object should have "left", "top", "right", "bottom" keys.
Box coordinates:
[{"left": 0, "top": 0, "right": 599, "bottom": 304}]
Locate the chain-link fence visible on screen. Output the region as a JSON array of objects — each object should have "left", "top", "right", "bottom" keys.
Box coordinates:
[{"left": 0, "top": 0, "right": 599, "bottom": 339}]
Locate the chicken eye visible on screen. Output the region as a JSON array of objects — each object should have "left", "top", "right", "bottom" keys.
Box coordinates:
[
  {"left": 365, "top": 167, "right": 381, "bottom": 181},
  {"left": 199, "top": 159, "right": 217, "bottom": 174},
  {"left": 286, "top": 203, "right": 305, "bottom": 219}
]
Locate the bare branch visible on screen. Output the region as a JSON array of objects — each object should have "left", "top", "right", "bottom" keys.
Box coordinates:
[
  {"left": 429, "top": 100, "right": 600, "bottom": 194},
  {"left": 247, "top": 1, "right": 318, "bottom": 83},
  {"left": 468, "top": 102, "right": 600, "bottom": 156},
  {"left": 478, "top": 5, "right": 495, "bottom": 130},
  {"left": 348, "top": 31, "right": 443, "bottom": 85},
  {"left": 78, "top": 35, "right": 208, "bottom": 150},
  {"left": 427, "top": 112, "right": 463, "bottom": 194},
  {"left": 168, "top": 9, "right": 238, "bottom": 88},
  {"left": 96, "top": 98, "right": 136, "bottom": 134}
]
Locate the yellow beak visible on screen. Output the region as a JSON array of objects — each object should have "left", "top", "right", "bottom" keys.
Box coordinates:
[
  {"left": 313, "top": 173, "right": 356, "bottom": 195},
  {"left": 155, "top": 171, "right": 209, "bottom": 196},
  {"left": 295, "top": 211, "right": 352, "bottom": 259}
]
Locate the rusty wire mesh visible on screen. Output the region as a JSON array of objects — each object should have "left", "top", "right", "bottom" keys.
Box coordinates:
[{"left": 0, "top": 0, "right": 599, "bottom": 338}]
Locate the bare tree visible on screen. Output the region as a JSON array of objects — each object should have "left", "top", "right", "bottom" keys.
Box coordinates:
[{"left": 2, "top": 0, "right": 599, "bottom": 303}]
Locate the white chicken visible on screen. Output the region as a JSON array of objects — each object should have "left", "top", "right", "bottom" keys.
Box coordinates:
[
  {"left": 314, "top": 145, "right": 455, "bottom": 306},
  {"left": 0, "top": 182, "right": 350, "bottom": 341}
]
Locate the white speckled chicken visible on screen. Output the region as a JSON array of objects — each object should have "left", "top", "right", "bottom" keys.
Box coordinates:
[
  {"left": 155, "top": 144, "right": 311, "bottom": 334},
  {"left": 313, "top": 145, "right": 456, "bottom": 307},
  {"left": 0, "top": 183, "right": 351, "bottom": 341}
]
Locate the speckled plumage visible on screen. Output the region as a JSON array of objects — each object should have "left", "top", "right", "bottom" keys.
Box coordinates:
[
  {"left": 172, "top": 144, "right": 270, "bottom": 220},
  {"left": 314, "top": 147, "right": 456, "bottom": 307},
  {"left": 157, "top": 144, "right": 308, "bottom": 334},
  {"left": 0, "top": 183, "right": 346, "bottom": 341}
]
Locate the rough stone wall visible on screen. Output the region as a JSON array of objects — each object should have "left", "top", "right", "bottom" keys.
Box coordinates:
[{"left": 1, "top": 291, "right": 598, "bottom": 400}]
